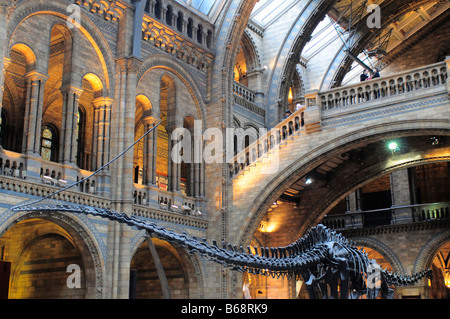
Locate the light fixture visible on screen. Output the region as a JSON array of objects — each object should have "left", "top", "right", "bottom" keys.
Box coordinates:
[
  {"left": 387, "top": 140, "right": 400, "bottom": 153},
  {"left": 305, "top": 177, "right": 313, "bottom": 185},
  {"left": 388, "top": 141, "right": 398, "bottom": 151}
]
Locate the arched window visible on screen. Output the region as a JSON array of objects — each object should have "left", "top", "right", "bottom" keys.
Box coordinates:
[
  {"left": 155, "top": 0, "right": 161, "bottom": 19},
  {"left": 197, "top": 24, "right": 203, "bottom": 44},
  {"left": 41, "top": 126, "right": 57, "bottom": 162},
  {"left": 166, "top": 6, "right": 173, "bottom": 26},
  {"left": 177, "top": 12, "right": 183, "bottom": 32},
  {"left": 187, "top": 19, "right": 193, "bottom": 38}
]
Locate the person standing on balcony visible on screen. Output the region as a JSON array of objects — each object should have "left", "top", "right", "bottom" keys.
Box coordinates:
[
  {"left": 360, "top": 69, "right": 369, "bottom": 82},
  {"left": 372, "top": 67, "right": 381, "bottom": 79}
]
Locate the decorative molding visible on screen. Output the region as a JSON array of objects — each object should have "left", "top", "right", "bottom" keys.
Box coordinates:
[
  {"left": 74, "top": 0, "right": 126, "bottom": 23},
  {"left": 0, "top": 0, "right": 18, "bottom": 20},
  {"left": 141, "top": 16, "right": 214, "bottom": 72}
]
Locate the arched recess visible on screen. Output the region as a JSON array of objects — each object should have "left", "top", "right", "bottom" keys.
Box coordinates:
[
  {"left": 1, "top": 43, "right": 37, "bottom": 152},
  {"left": 7, "top": 0, "right": 115, "bottom": 95},
  {"left": 414, "top": 229, "right": 450, "bottom": 299},
  {"left": 0, "top": 211, "right": 105, "bottom": 299},
  {"left": 235, "top": 124, "right": 450, "bottom": 249},
  {"left": 414, "top": 229, "right": 450, "bottom": 279},
  {"left": 78, "top": 72, "right": 106, "bottom": 171},
  {"left": 129, "top": 236, "right": 204, "bottom": 299},
  {"left": 137, "top": 56, "right": 206, "bottom": 195},
  {"left": 134, "top": 94, "right": 153, "bottom": 185},
  {"left": 136, "top": 54, "right": 206, "bottom": 125},
  {"left": 42, "top": 23, "right": 74, "bottom": 163},
  {"left": 234, "top": 31, "right": 262, "bottom": 90}
]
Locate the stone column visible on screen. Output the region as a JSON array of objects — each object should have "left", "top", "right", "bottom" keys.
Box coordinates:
[
  {"left": 304, "top": 90, "right": 322, "bottom": 134},
  {"left": 22, "top": 71, "right": 48, "bottom": 155},
  {"left": 143, "top": 116, "right": 158, "bottom": 186},
  {"left": 112, "top": 57, "right": 142, "bottom": 211},
  {"left": 390, "top": 169, "right": 413, "bottom": 224},
  {"left": 446, "top": 56, "right": 450, "bottom": 95},
  {"left": 59, "top": 86, "right": 83, "bottom": 164},
  {"left": 92, "top": 97, "right": 113, "bottom": 171}
]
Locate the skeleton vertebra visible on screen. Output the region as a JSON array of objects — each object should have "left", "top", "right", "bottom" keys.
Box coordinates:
[{"left": 12, "top": 201, "right": 432, "bottom": 299}]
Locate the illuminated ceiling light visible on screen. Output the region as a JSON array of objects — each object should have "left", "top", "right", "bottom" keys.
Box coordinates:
[
  {"left": 305, "top": 177, "right": 313, "bottom": 185},
  {"left": 388, "top": 141, "right": 398, "bottom": 150},
  {"left": 388, "top": 141, "right": 400, "bottom": 153}
]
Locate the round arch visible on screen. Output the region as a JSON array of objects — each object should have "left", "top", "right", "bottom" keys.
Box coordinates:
[
  {"left": 137, "top": 54, "right": 206, "bottom": 126},
  {"left": 7, "top": 0, "right": 115, "bottom": 94},
  {"left": 130, "top": 232, "right": 205, "bottom": 299},
  {"left": 0, "top": 210, "right": 105, "bottom": 298},
  {"left": 414, "top": 228, "right": 450, "bottom": 275},
  {"left": 236, "top": 122, "right": 450, "bottom": 247}
]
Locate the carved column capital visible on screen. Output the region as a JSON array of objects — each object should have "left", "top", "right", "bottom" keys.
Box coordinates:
[
  {"left": 25, "top": 71, "right": 49, "bottom": 83},
  {"left": 116, "top": 56, "right": 143, "bottom": 75},
  {"left": 92, "top": 96, "right": 114, "bottom": 108}
]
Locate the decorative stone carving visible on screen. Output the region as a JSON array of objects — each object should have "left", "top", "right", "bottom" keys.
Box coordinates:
[
  {"left": 142, "top": 16, "right": 213, "bottom": 72},
  {"left": 75, "top": 0, "right": 125, "bottom": 23}
]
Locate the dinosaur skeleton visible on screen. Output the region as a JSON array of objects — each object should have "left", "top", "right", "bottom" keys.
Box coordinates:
[{"left": 12, "top": 200, "right": 432, "bottom": 299}]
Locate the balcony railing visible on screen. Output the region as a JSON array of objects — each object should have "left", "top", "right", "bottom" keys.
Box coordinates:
[
  {"left": 232, "top": 81, "right": 266, "bottom": 117},
  {"left": 228, "top": 106, "right": 305, "bottom": 178},
  {"left": 322, "top": 202, "right": 450, "bottom": 231},
  {"left": 320, "top": 61, "right": 448, "bottom": 111}
]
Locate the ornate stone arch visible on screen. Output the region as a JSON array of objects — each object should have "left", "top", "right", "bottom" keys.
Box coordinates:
[
  {"left": 236, "top": 122, "right": 450, "bottom": 248},
  {"left": 351, "top": 236, "right": 405, "bottom": 275},
  {"left": 137, "top": 54, "right": 207, "bottom": 127},
  {"left": 7, "top": 0, "right": 116, "bottom": 95},
  {"left": 0, "top": 210, "right": 105, "bottom": 298},
  {"left": 130, "top": 228, "right": 206, "bottom": 298},
  {"left": 414, "top": 228, "right": 450, "bottom": 275}
]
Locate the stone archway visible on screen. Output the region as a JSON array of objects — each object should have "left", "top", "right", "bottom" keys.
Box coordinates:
[
  {"left": 0, "top": 210, "right": 105, "bottom": 299},
  {"left": 130, "top": 234, "right": 205, "bottom": 299}
]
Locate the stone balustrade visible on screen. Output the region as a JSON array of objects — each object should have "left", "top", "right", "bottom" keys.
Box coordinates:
[
  {"left": 229, "top": 106, "right": 305, "bottom": 178},
  {"left": 319, "top": 61, "right": 448, "bottom": 111},
  {"left": 230, "top": 61, "right": 449, "bottom": 179},
  {"left": 0, "top": 174, "right": 110, "bottom": 209},
  {"left": 132, "top": 205, "right": 208, "bottom": 230},
  {"left": 322, "top": 202, "right": 450, "bottom": 230},
  {"left": 132, "top": 183, "right": 206, "bottom": 217}
]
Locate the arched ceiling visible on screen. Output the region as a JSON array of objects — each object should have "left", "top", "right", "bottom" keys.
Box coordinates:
[{"left": 240, "top": 0, "right": 450, "bottom": 98}]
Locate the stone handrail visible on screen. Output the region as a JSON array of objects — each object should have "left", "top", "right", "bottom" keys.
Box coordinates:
[
  {"left": 132, "top": 205, "right": 208, "bottom": 230},
  {"left": 132, "top": 183, "right": 204, "bottom": 217},
  {"left": 319, "top": 61, "right": 448, "bottom": 111},
  {"left": 0, "top": 174, "right": 110, "bottom": 209},
  {"left": 229, "top": 106, "right": 305, "bottom": 178},
  {"left": 232, "top": 81, "right": 266, "bottom": 117},
  {"left": 233, "top": 81, "right": 256, "bottom": 103},
  {"left": 322, "top": 202, "right": 450, "bottom": 230}
]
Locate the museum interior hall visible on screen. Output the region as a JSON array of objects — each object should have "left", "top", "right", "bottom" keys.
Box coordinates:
[{"left": 0, "top": 0, "right": 449, "bottom": 299}]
